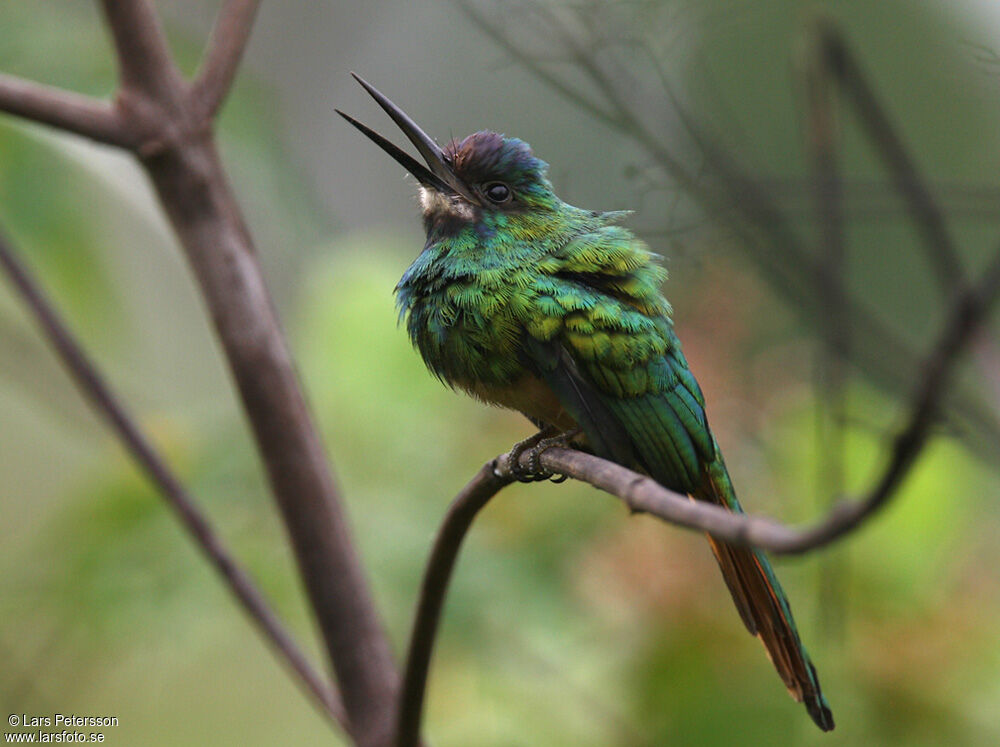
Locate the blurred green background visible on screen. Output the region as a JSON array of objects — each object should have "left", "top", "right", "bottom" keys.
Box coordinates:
[{"left": 2, "top": 1, "right": 1000, "bottom": 745}]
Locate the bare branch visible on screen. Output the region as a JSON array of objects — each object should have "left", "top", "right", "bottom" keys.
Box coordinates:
[
  {"left": 0, "top": 227, "right": 346, "bottom": 730},
  {"left": 405, "top": 426, "right": 947, "bottom": 744},
  {"left": 803, "top": 26, "right": 852, "bottom": 621},
  {"left": 408, "top": 432, "right": 924, "bottom": 743},
  {"left": 456, "top": 1, "right": 626, "bottom": 131},
  {"left": 0, "top": 73, "right": 130, "bottom": 146},
  {"left": 396, "top": 464, "right": 512, "bottom": 747},
  {"left": 0, "top": 4, "right": 402, "bottom": 744},
  {"left": 815, "top": 20, "right": 966, "bottom": 297},
  {"left": 191, "top": 0, "right": 261, "bottom": 118},
  {"left": 144, "top": 130, "right": 398, "bottom": 747},
  {"left": 100, "top": 3, "right": 401, "bottom": 742},
  {"left": 98, "top": 0, "right": 185, "bottom": 104}
]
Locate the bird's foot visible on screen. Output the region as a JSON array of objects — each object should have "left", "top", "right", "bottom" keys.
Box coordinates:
[
  {"left": 506, "top": 429, "right": 553, "bottom": 482},
  {"left": 506, "top": 428, "right": 580, "bottom": 483}
]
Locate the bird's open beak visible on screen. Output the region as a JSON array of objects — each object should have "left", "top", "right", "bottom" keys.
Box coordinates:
[{"left": 337, "top": 74, "right": 478, "bottom": 204}]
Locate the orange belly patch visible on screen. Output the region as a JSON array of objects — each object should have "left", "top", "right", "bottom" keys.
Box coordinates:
[{"left": 462, "top": 373, "right": 579, "bottom": 431}]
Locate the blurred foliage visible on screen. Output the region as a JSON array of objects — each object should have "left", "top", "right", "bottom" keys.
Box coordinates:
[{"left": 2, "top": 2, "right": 1000, "bottom": 746}]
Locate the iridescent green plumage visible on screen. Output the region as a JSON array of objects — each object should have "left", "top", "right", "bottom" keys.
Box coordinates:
[{"left": 342, "top": 82, "right": 834, "bottom": 732}]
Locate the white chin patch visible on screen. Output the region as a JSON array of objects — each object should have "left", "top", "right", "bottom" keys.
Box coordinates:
[{"left": 420, "top": 187, "right": 475, "bottom": 222}]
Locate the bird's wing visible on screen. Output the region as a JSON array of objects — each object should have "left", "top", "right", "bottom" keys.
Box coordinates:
[
  {"left": 521, "top": 334, "right": 636, "bottom": 466},
  {"left": 522, "top": 253, "right": 715, "bottom": 495},
  {"left": 521, "top": 276, "right": 834, "bottom": 730},
  {"left": 520, "top": 235, "right": 834, "bottom": 731}
]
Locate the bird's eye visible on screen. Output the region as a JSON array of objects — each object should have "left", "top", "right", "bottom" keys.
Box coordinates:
[{"left": 483, "top": 181, "right": 512, "bottom": 204}]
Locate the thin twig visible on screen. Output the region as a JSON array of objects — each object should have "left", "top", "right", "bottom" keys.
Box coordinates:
[
  {"left": 816, "top": 20, "right": 967, "bottom": 297},
  {"left": 456, "top": 1, "right": 625, "bottom": 131},
  {"left": 0, "top": 227, "right": 346, "bottom": 729},
  {"left": 803, "top": 25, "right": 851, "bottom": 633},
  {"left": 0, "top": 73, "right": 130, "bottom": 146},
  {"left": 191, "top": 0, "right": 261, "bottom": 119},
  {"left": 396, "top": 463, "right": 512, "bottom": 747}
]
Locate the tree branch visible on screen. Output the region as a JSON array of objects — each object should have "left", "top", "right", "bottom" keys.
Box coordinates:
[
  {"left": 396, "top": 464, "right": 512, "bottom": 747},
  {"left": 99, "top": 0, "right": 185, "bottom": 104},
  {"left": 97, "top": 6, "right": 401, "bottom": 744},
  {"left": 138, "top": 104, "right": 398, "bottom": 747},
  {"left": 0, "top": 227, "right": 345, "bottom": 729},
  {"left": 0, "top": 73, "right": 130, "bottom": 146},
  {"left": 814, "top": 19, "right": 966, "bottom": 297},
  {"left": 0, "top": 4, "right": 401, "bottom": 745},
  {"left": 191, "top": 0, "right": 261, "bottom": 119},
  {"left": 400, "top": 242, "right": 1000, "bottom": 737},
  {"left": 400, "top": 291, "right": 1000, "bottom": 738}
]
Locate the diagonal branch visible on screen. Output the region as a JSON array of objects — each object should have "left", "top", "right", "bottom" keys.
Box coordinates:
[
  {"left": 138, "top": 92, "right": 399, "bottom": 747},
  {"left": 96, "top": 6, "right": 401, "bottom": 746},
  {"left": 0, "top": 227, "right": 346, "bottom": 729},
  {"left": 815, "top": 19, "right": 966, "bottom": 297},
  {"left": 191, "top": 0, "right": 261, "bottom": 119},
  {"left": 0, "top": 73, "right": 130, "bottom": 146},
  {"left": 99, "top": 0, "right": 185, "bottom": 104},
  {"left": 0, "top": 4, "right": 401, "bottom": 744}
]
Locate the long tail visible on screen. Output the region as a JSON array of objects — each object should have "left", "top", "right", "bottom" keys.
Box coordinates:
[{"left": 696, "top": 458, "right": 835, "bottom": 732}]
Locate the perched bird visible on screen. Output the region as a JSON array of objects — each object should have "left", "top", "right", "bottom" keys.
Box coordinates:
[{"left": 338, "top": 74, "right": 834, "bottom": 732}]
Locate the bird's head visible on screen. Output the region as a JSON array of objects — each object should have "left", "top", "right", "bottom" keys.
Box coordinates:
[{"left": 337, "top": 75, "right": 559, "bottom": 233}]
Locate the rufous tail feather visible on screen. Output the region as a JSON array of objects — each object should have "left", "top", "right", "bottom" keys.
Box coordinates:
[{"left": 696, "top": 465, "right": 834, "bottom": 732}]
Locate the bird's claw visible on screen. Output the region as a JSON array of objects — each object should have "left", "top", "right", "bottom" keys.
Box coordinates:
[
  {"left": 507, "top": 428, "right": 580, "bottom": 483},
  {"left": 506, "top": 430, "right": 549, "bottom": 482}
]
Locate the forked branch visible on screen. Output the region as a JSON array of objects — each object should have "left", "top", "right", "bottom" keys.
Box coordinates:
[
  {"left": 0, "top": 228, "right": 344, "bottom": 728},
  {"left": 0, "top": 3, "right": 398, "bottom": 745}
]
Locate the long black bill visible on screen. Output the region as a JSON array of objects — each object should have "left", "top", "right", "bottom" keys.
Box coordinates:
[{"left": 336, "top": 74, "right": 478, "bottom": 203}]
